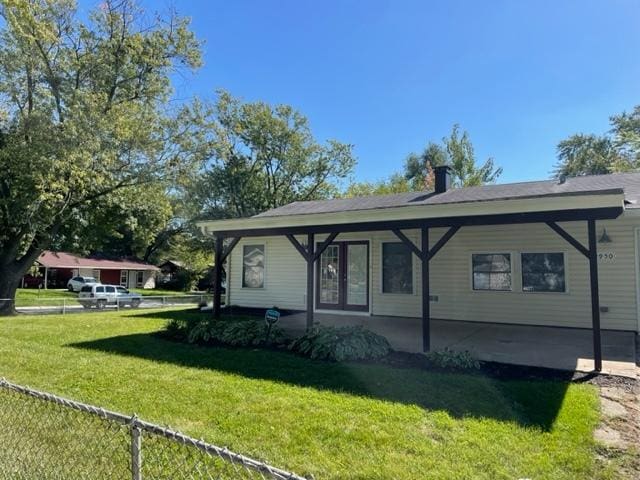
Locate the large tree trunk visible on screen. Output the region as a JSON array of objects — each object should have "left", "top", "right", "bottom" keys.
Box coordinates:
[
  {"left": 0, "top": 245, "right": 44, "bottom": 316},
  {"left": 0, "top": 271, "right": 22, "bottom": 316}
]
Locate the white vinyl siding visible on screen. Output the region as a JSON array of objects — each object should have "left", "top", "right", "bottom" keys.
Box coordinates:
[
  {"left": 230, "top": 238, "right": 307, "bottom": 310},
  {"left": 127, "top": 270, "right": 155, "bottom": 289},
  {"left": 226, "top": 213, "right": 640, "bottom": 331}
]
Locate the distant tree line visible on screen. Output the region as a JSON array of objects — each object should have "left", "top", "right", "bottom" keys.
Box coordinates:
[
  {"left": 343, "top": 124, "right": 503, "bottom": 197},
  {"left": 553, "top": 106, "right": 640, "bottom": 178}
]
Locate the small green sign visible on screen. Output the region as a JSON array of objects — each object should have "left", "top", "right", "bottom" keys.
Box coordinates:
[{"left": 265, "top": 309, "right": 280, "bottom": 324}]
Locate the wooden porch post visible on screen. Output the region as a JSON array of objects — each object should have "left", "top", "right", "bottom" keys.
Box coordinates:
[
  {"left": 547, "top": 219, "right": 603, "bottom": 372},
  {"left": 421, "top": 227, "right": 430, "bottom": 352},
  {"left": 587, "top": 219, "right": 603, "bottom": 372},
  {"left": 393, "top": 226, "right": 459, "bottom": 353},
  {"left": 306, "top": 233, "right": 315, "bottom": 330},
  {"left": 213, "top": 236, "right": 224, "bottom": 320}
]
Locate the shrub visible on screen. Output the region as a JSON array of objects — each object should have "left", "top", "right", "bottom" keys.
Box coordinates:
[
  {"left": 216, "top": 319, "right": 287, "bottom": 347},
  {"left": 185, "top": 318, "right": 287, "bottom": 347},
  {"left": 289, "top": 325, "right": 391, "bottom": 362},
  {"left": 424, "top": 348, "right": 480, "bottom": 371},
  {"left": 164, "top": 313, "right": 204, "bottom": 341}
]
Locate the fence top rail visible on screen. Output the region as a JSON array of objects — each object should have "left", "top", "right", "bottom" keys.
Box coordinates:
[
  {"left": 1, "top": 294, "right": 213, "bottom": 300},
  {"left": 0, "top": 378, "right": 307, "bottom": 480}
]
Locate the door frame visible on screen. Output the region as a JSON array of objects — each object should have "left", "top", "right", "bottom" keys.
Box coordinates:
[{"left": 315, "top": 240, "right": 370, "bottom": 312}]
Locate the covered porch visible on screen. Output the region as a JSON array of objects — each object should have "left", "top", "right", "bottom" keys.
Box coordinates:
[
  {"left": 200, "top": 167, "right": 634, "bottom": 374},
  {"left": 278, "top": 312, "right": 638, "bottom": 378}
]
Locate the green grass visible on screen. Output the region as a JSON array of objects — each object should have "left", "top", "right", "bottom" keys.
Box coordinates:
[
  {"left": 0, "top": 309, "right": 609, "bottom": 479},
  {"left": 14, "top": 288, "right": 208, "bottom": 307}
]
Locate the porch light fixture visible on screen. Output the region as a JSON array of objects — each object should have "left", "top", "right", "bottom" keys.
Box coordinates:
[{"left": 598, "top": 228, "right": 612, "bottom": 243}]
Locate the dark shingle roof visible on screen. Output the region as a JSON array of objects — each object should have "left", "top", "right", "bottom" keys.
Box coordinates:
[{"left": 254, "top": 172, "right": 640, "bottom": 218}]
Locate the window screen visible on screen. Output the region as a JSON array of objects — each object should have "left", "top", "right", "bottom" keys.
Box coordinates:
[
  {"left": 472, "top": 253, "right": 512, "bottom": 291},
  {"left": 521, "top": 253, "right": 565, "bottom": 292},
  {"left": 242, "top": 245, "right": 265, "bottom": 288},
  {"left": 382, "top": 242, "right": 413, "bottom": 294}
]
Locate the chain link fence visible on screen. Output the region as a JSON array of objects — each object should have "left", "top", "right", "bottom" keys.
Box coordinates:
[
  {"left": 0, "top": 378, "right": 306, "bottom": 480},
  {"left": 0, "top": 294, "right": 219, "bottom": 316}
]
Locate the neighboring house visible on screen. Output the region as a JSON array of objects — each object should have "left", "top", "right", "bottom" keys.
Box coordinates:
[
  {"left": 23, "top": 251, "right": 160, "bottom": 289},
  {"left": 198, "top": 167, "right": 640, "bottom": 372},
  {"left": 158, "top": 260, "right": 185, "bottom": 283}
]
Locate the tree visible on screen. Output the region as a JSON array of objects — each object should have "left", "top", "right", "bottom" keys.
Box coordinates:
[
  {"left": 74, "top": 183, "right": 174, "bottom": 260},
  {"left": 612, "top": 106, "right": 640, "bottom": 160},
  {"left": 554, "top": 106, "right": 640, "bottom": 178},
  {"left": 342, "top": 173, "right": 410, "bottom": 197},
  {"left": 161, "top": 231, "right": 212, "bottom": 291},
  {"left": 554, "top": 134, "right": 626, "bottom": 178},
  {"left": 191, "top": 91, "right": 356, "bottom": 219},
  {"left": 0, "top": 0, "right": 201, "bottom": 314},
  {"left": 404, "top": 125, "right": 502, "bottom": 190}
]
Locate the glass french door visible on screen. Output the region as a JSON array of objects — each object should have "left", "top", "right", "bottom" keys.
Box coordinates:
[{"left": 316, "top": 241, "right": 369, "bottom": 311}]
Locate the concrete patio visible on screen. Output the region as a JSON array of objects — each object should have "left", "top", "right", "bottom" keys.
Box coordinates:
[{"left": 279, "top": 313, "right": 639, "bottom": 378}]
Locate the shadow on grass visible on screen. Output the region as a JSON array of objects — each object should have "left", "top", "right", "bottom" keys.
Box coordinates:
[{"left": 69, "top": 309, "right": 572, "bottom": 431}]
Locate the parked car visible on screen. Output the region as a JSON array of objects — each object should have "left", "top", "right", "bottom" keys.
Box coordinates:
[
  {"left": 115, "top": 286, "right": 142, "bottom": 308},
  {"left": 67, "top": 276, "right": 98, "bottom": 292},
  {"left": 78, "top": 284, "right": 142, "bottom": 309}
]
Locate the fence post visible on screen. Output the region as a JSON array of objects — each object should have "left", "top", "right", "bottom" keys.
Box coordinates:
[
  {"left": 130, "top": 415, "right": 142, "bottom": 480},
  {"left": 62, "top": 299, "right": 66, "bottom": 315}
]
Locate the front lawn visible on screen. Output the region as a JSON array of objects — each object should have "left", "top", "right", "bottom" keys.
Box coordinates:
[{"left": 0, "top": 309, "right": 613, "bottom": 479}]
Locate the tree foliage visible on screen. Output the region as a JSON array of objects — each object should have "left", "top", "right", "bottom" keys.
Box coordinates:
[
  {"left": 554, "top": 105, "right": 640, "bottom": 178},
  {"left": 404, "top": 124, "right": 502, "bottom": 190},
  {"left": 75, "top": 183, "right": 174, "bottom": 259},
  {"left": 345, "top": 124, "right": 501, "bottom": 195},
  {"left": 0, "top": 0, "right": 201, "bottom": 312},
  {"left": 190, "top": 91, "right": 356, "bottom": 219},
  {"left": 342, "top": 173, "right": 410, "bottom": 197},
  {"left": 160, "top": 230, "right": 212, "bottom": 291}
]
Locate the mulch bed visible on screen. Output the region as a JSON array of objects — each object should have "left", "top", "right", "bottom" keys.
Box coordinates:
[
  {"left": 376, "top": 350, "right": 638, "bottom": 390},
  {"left": 173, "top": 309, "right": 639, "bottom": 389}
]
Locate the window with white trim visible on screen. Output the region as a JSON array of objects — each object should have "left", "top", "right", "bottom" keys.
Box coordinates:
[
  {"left": 136, "top": 271, "right": 144, "bottom": 288},
  {"left": 521, "top": 252, "right": 566, "bottom": 292},
  {"left": 472, "top": 253, "right": 512, "bottom": 291},
  {"left": 382, "top": 242, "right": 413, "bottom": 294},
  {"left": 242, "top": 245, "right": 265, "bottom": 288}
]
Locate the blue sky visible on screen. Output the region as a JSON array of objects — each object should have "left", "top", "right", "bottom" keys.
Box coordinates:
[{"left": 106, "top": 1, "right": 640, "bottom": 184}]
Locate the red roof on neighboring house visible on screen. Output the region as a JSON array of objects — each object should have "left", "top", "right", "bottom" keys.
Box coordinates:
[{"left": 36, "top": 251, "right": 159, "bottom": 271}]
